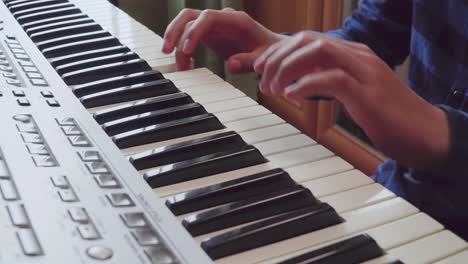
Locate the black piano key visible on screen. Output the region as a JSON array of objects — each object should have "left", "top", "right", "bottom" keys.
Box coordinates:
[
  {"left": 5, "top": 0, "right": 34, "bottom": 8},
  {"left": 143, "top": 145, "right": 267, "bottom": 188},
  {"left": 182, "top": 186, "right": 317, "bottom": 236},
  {"left": 277, "top": 234, "right": 384, "bottom": 264},
  {"left": 102, "top": 103, "right": 207, "bottom": 136},
  {"left": 50, "top": 45, "right": 130, "bottom": 68},
  {"left": 37, "top": 30, "right": 111, "bottom": 50},
  {"left": 17, "top": 6, "right": 82, "bottom": 24},
  {"left": 129, "top": 131, "right": 246, "bottom": 170},
  {"left": 113, "top": 114, "right": 225, "bottom": 149},
  {"left": 42, "top": 36, "right": 121, "bottom": 58},
  {"left": 83, "top": 80, "right": 180, "bottom": 109},
  {"left": 21, "top": 13, "right": 88, "bottom": 30},
  {"left": 165, "top": 168, "right": 297, "bottom": 215},
  {"left": 92, "top": 92, "right": 191, "bottom": 123},
  {"left": 13, "top": 2, "right": 74, "bottom": 18},
  {"left": 55, "top": 52, "right": 139, "bottom": 75},
  {"left": 62, "top": 59, "right": 151, "bottom": 85},
  {"left": 25, "top": 17, "right": 94, "bottom": 36},
  {"left": 201, "top": 203, "right": 344, "bottom": 260},
  {"left": 9, "top": 0, "right": 67, "bottom": 13},
  {"left": 72, "top": 70, "right": 163, "bottom": 97},
  {"left": 30, "top": 23, "right": 103, "bottom": 42}
]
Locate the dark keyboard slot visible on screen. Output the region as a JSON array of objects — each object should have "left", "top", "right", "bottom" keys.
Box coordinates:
[
  {"left": 201, "top": 203, "right": 344, "bottom": 260},
  {"left": 21, "top": 13, "right": 88, "bottom": 30},
  {"left": 166, "top": 168, "right": 297, "bottom": 215},
  {"left": 37, "top": 30, "right": 111, "bottom": 50},
  {"left": 62, "top": 59, "right": 151, "bottom": 85},
  {"left": 17, "top": 7, "right": 82, "bottom": 24},
  {"left": 129, "top": 131, "right": 247, "bottom": 170},
  {"left": 277, "top": 234, "right": 385, "bottom": 264},
  {"left": 92, "top": 91, "right": 193, "bottom": 124},
  {"left": 25, "top": 17, "right": 95, "bottom": 36},
  {"left": 13, "top": 2, "right": 74, "bottom": 18},
  {"left": 50, "top": 46, "right": 131, "bottom": 68},
  {"left": 143, "top": 145, "right": 267, "bottom": 188},
  {"left": 72, "top": 70, "right": 163, "bottom": 97},
  {"left": 30, "top": 23, "right": 103, "bottom": 42},
  {"left": 182, "top": 186, "right": 317, "bottom": 236},
  {"left": 112, "top": 114, "right": 225, "bottom": 149},
  {"left": 42, "top": 36, "right": 121, "bottom": 58},
  {"left": 9, "top": 0, "right": 68, "bottom": 13},
  {"left": 102, "top": 103, "right": 207, "bottom": 136},
  {"left": 55, "top": 52, "right": 139, "bottom": 75},
  {"left": 82, "top": 80, "right": 180, "bottom": 109}
]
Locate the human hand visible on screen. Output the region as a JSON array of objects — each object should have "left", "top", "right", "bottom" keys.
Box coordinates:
[
  {"left": 254, "top": 32, "right": 449, "bottom": 171},
  {"left": 162, "top": 8, "right": 286, "bottom": 72}
]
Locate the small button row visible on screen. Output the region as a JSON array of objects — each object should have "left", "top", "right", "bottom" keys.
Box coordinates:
[
  {"left": 0, "top": 47, "right": 21, "bottom": 87},
  {"left": 15, "top": 115, "right": 58, "bottom": 167},
  {"left": 56, "top": 118, "right": 92, "bottom": 147},
  {"left": 5, "top": 36, "right": 48, "bottom": 87},
  {"left": 50, "top": 175, "right": 79, "bottom": 202},
  {"left": 67, "top": 207, "right": 100, "bottom": 240},
  {"left": 121, "top": 212, "right": 176, "bottom": 263},
  {"left": 78, "top": 150, "right": 121, "bottom": 189}
]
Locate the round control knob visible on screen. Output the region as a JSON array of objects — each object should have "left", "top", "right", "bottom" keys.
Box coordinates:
[
  {"left": 13, "top": 114, "right": 31, "bottom": 123},
  {"left": 86, "top": 246, "right": 113, "bottom": 261}
]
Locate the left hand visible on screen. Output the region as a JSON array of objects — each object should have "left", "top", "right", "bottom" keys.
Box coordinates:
[{"left": 254, "top": 31, "right": 450, "bottom": 172}]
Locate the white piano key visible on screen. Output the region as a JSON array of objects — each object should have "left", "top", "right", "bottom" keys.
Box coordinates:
[
  {"left": 435, "top": 250, "right": 468, "bottom": 264},
  {"left": 302, "top": 170, "right": 373, "bottom": 197},
  {"left": 386, "top": 231, "right": 467, "bottom": 264},
  {"left": 215, "top": 106, "right": 270, "bottom": 123},
  {"left": 226, "top": 114, "right": 285, "bottom": 133},
  {"left": 255, "top": 134, "right": 316, "bottom": 156},
  {"left": 192, "top": 89, "right": 245, "bottom": 104},
  {"left": 267, "top": 145, "right": 333, "bottom": 168},
  {"left": 320, "top": 183, "right": 394, "bottom": 213},
  {"left": 172, "top": 75, "right": 224, "bottom": 88},
  {"left": 214, "top": 198, "right": 418, "bottom": 264},
  {"left": 203, "top": 97, "right": 258, "bottom": 114},
  {"left": 179, "top": 82, "right": 235, "bottom": 96},
  {"left": 266, "top": 213, "right": 443, "bottom": 264},
  {"left": 148, "top": 57, "right": 176, "bottom": 73},
  {"left": 241, "top": 123, "right": 300, "bottom": 144},
  {"left": 164, "top": 68, "right": 214, "bottom": 81},
  {"left": 286, "top": 156, "right": 353, "bottom": 183}
]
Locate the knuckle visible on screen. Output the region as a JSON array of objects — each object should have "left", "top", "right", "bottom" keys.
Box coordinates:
[
  {"left": 181, "top": 8, "right": 196, "bottom": 16},
  {"left": 201, "top": 9, "right": 215, "bottom": 18}
]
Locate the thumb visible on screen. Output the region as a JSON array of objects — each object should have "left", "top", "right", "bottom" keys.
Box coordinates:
[{"left": 226, "top": 49, "right": 263, "bottom": 74}]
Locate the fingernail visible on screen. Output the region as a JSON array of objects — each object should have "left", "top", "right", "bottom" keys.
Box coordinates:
[
  {"left": 183, "top": 39, "right": 191, "bottom": 54},
  {"left": 162, "top": 41, "right": 171, "bottom": 53},
  {"left": 228, "top": 59, "right": 242, "bottom": 73}
]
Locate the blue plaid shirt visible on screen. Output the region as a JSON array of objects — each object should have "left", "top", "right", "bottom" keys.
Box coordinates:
[{"left": 328, "top": 0, "right": 468, "bottom": 239}]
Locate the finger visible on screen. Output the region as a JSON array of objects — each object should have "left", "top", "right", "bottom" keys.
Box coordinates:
[
  {"left": 272, "top": 40, "right": 369, "bottom": 93},
  {"left": 297, "top": 31, "right": 374, "bottom": 53},
  {"left": 180, "top": 10, "right": 242, "bottom": 55},
  {"left": 261, "top": 34, "right": 306, "bottom": 95},
  {"left": 284, "top": 69, "right": 359, "bottom": 103},
  {"left": 227, "top": 48, "right": 265, "bottom": 74},
  {"left": 175, "top": 21, "right": 195, "bottom": 70},
  {"left": 163, "top": 8, "right": 200, "bottom": 53},
  {"left": 253, "top": 40, "right": 283, "bottom": 74},
  {"left": 222, "top": 7, "right": 235, "bottom": 12}
]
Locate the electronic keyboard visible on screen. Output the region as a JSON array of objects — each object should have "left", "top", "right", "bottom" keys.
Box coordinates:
[{"left": 0, "top": 0, "right": 467, "bottom": 263}]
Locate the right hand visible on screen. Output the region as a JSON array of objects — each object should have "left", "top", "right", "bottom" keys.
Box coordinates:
[{"left": 162, "top": 8, "right": 286, "bottom": 72}]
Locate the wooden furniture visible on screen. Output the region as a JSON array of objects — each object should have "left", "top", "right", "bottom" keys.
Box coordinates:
[{"left": 245, "top": 0, "right": 386, "bottom": 175}]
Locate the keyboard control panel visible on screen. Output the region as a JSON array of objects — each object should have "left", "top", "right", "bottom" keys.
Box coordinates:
[{"left": 0, "top": 1, "right": 209, "bottom": 263}]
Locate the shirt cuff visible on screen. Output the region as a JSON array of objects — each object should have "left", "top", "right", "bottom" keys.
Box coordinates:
[{"left": 427, "top": 105, "right": 468, "bottom": 184}]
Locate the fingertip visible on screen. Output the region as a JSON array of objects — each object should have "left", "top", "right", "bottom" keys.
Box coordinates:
[{"left": 227, "top": 59, "right": 242, "bottom": 74}]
